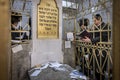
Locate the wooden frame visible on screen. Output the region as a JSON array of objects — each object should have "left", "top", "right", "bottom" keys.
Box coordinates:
[
  {"left": 113, "top": 0, "right": 120, "bottom": 80},
  {"left": 0, "top": 0, "right": 120, "bottom": 80}
]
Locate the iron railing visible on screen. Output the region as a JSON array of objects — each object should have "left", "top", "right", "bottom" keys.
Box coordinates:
[{"left": 75, "top": 41, "right": 112, "bottom": 80}]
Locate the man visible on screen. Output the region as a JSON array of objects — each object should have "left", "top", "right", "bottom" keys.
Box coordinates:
[
  {"left": 79, "top": 18, "right": 89, "bottom": 31},
  {"left": 76, "top": 18, "right": 91, "bottom": 40},
  {"left": 82, "top": 14, "right": 109, "bottom": 44},
  {"left": 11, "top": 17, "right": 20, "bottom": 40},
  {"left": 82, "top": 14, "right": 111, "bottom": 80}
]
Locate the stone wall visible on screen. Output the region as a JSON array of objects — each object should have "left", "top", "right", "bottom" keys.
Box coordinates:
[
  {"left": 31, "top": 0, "right": 63, "bottom": 67},
  {"left": 11, "top": 43, "right": 31, "bottom": 80}
]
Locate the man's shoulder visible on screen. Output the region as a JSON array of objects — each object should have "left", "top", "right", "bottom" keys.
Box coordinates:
[{"left": 101, "top": 22, "right": 110, "bottom": 29}]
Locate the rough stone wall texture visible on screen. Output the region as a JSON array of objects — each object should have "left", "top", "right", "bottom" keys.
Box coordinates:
[
  {"left": 11, "top": 43, "right": 31, "bottom": 80},
  {"left": 62, "top": 19, "right": 77, "bottom": 68},
  {"left": 62, "top": 42, "right": 76, "bottom": 68}
]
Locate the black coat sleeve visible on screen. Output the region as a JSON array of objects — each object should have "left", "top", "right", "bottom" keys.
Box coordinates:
[{"left": 91, "top": 37, "right": 100, "bottom": 44}]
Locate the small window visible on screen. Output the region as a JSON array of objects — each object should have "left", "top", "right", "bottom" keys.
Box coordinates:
[{"left": 11, "top": 12, "right": 31, "bottom": 45}]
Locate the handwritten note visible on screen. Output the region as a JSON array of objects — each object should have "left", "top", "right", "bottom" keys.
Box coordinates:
[
  {"left": 12, "top": 45, "right": 23, "bottom": 53},
  {"left": 65, "top": 41, "right": 71, "bottom": 48}
]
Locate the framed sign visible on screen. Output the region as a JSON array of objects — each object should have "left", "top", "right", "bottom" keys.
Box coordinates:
[{"left": 37, "top": 0, "right": 59, "bottom": 39}]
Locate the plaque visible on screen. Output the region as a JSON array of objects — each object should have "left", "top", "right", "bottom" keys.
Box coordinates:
[{"left": 37, "top": 0, "right": 59, "bottom": 39}]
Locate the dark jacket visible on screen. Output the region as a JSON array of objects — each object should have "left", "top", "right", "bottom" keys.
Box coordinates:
[
  {"left": 11, "top": 27, "right": 20, "bottom": 40},
  {"left": 90, "top": 22, "right": 111, "bottom": 44}
]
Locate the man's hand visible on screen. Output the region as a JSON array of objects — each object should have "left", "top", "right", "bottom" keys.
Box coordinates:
[{"left": 82, "top": 36, "right": 91, "bottom": 42}]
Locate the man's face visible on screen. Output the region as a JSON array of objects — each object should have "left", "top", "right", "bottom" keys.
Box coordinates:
[
  {"left": 81, "top": 25, "right": 86, "bottom": 30},
  {"left": 14, "top": 22, "right": 18, "bottom": 27},
  {"left": 93, "top": 18, "right": 101, "bottom": 26}
]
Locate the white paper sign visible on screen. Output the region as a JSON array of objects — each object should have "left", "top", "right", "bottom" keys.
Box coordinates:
[
  {"left": 65, "top": 41, "right": 71, "bottom": 48},
  {"left": 67, "top": 32, "right": 74, "bottom": 41},
  {"left": 12, "top": 45, "right": 23, "bottom": 53}
]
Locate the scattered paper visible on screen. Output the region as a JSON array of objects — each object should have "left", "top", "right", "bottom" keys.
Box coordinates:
[
  {"left": 70, "top": 70, "right": 87, "bottom": 80},
  {"left": 84, "top": 54, "right": 89, "bottom": 60},
  {"left": 29, "top": 62, "right": 69, "bottom": 77},
  {"left": 49, "top": 62, "right": 62, "bottom": 68},
  {"left": 40, "top": 63, "right": 49, "bottom": 70},
  {"left": 30, "top": 69, "right": 41, "bottom": 76}
]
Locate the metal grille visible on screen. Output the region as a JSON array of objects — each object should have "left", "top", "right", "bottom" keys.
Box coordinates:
[
  {"left": 75, "top": 41, "right": 112, "bottom": 80},
  {"left": 62, "top": 0, "right": 112, "bottom": 80},
  {"left": 10, "top": 0, "right": 32, "bottom": 44},
  {"left": 11, "top": 12, "right": 31, "bottom": 44}
]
